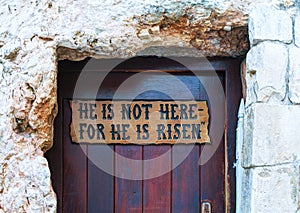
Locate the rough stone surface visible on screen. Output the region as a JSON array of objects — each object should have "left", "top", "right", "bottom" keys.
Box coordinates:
[
  {"left": 245, "top": 41, "right": 288, "bottom": 106},
  {"left": 0, "top": 0, "right": 257, "bottom": 58},
  {"left": 242, "top": 164, "right": 298, "bottom": 213},
  {"left": 295, "top": 14, "right": 300, "bottom": 48},
  {"left": 243, "top": 104, "right": 300, "bottom": 167},
  {"left": 0, "top": 37, "right": 57, "bottom": 212},
  {"left": 289, "top": 46, "right": 300, "bottom": 104},
  {"left": 248, "top": 4, "right": 293, "bottom": 46}
]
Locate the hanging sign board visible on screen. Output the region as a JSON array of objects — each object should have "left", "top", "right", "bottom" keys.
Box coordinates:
[{"left": 69, "top": 100, "right": 210, "bottom": 144}]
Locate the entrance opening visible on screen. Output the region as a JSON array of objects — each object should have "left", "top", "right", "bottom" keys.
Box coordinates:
[{"left": 45, "top": 57, "right": 243, "bottom": 213}]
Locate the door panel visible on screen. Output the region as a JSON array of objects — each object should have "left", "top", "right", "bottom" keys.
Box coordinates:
[
  {"left": 115, "top": 146, "right": 143, "bottom": 213},
  {"left": 87, "top": 144, "right": 114, "bottom": 212},
  {"left": 143, "top": 145, "right": 171, "bottom": 212},
  {"left": 172, "top": 145, "right": 200, "bottom": 213},
  {"left": 63, "top": 100, "right": 87, "bottom": 212},
  {"left": 45, "top": 57, "right": 242, "bottom": 213}
]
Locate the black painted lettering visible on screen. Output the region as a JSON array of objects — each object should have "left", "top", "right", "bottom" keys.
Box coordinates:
[
  {"left": 110, "top": 124, "right": 121, "bottom": 140},
  {"left": 167, "top": 124, "right": 172, "bottom": 139},
  {"left": 189, "top": 104, "right": 197, "bottom": 120},
  {"left": 173, "top": 124, "right": 181, "bottom": 139},
  {"left": 107, "top": 104, "right": 114, "bottom": 120},
  {"left": 133, "top": 104, "right": 142, "bottom": 120},
  {"left": 136, "top": 124, "right": 141, "bottom": 140},
  {"left": 122, "top": 124, "right": 130, "bottom": 140},
  {"left": 96, "top": 123, "right": 105, "bottom": 140},
  {"left": 79, "top": 123, "right": 87, "bottom": 139},
  {"left": 182, "top": 124, "right": 191, "bottom": 139},
  {"left": 87, "top": 124, "right": 95, "bottom": 139},
  {"left": 142, "top": 104, "right": 152, "bottom": 120},
  {"left": 89, "top": 103, "right": 97, "bottom": 120},
  {"left": 170, "top": 104, "right": 179, "bottom": 120},
  {"left": 160, "top": 104, "right": 169, "bottom": 119},
  {"left": 78, "top": 103, "right": 88, "bottom": 119},
  {"left": 179, "top": 104, "right": 188, "bottom": 119},
  {"left": 157, "top": 124, "right": 166, "bottom": 140},
  {"left": 142, "top": 124, "right": 149, "bottom": 140},
  {"left": 121, "top": 104, "right": 131, "bottom": 120},
  {"left": 192, "top": 124, "right": 201, "bottom": 139},
  {"left": 102, "top": 104, "right": 107, "bottom": 120}
]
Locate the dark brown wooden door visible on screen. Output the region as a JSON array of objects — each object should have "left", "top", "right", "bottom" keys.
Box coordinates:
[{"left": 45, "top": 57, "right": 242, "bottom": 213}]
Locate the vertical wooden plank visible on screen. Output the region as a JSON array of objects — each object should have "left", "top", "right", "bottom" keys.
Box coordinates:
[
  {"left": 63, "top": 100, "right": 87, "bottom": 212},
  {"left": 115, "top": 145, "right": 143, "bottom": 213},
  {"left": 200, "top": 138, "right": 225, "bottom": 213},
  {"left": 143, "top": 145, "right": 171, "bottom": 213},
  {"left": 87, "top": 145, "right": 114, "bottom": 212},
  {"left": 172, "top": 144, "right": 200, "bottom": 213}
]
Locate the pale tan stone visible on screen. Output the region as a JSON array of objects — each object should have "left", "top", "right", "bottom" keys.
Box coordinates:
[
  {"left": 245, "top": 42, "right": 288, "bottom": 106},
  {"left": 246, "top": 165, "right": 298, "bottom": 213},
  {"left": 289, "top": 46, "right": 300, "bottom": 103},
  {"left": 249, "top": 4, "right": 293, "bottom": 46},
  {"left": 242, "top": 104, "right": 300, "bottom": 167}
]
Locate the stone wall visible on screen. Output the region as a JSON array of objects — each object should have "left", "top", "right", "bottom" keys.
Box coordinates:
[
  {"left": 241, "top": 3, "right": 300, "bottom": 213},
  {"left": 0, "top": 0, "right": 299, "bottom": 212}
]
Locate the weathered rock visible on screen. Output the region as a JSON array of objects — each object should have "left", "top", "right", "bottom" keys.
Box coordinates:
[
  {"left": 245, "top": 41, "right": 288, "bottom": 106},
  {"left": 241, "top": 164, "right": 298, "bottom": 213},
  {"left": 242, "top": 104, "right": 300, "bottom": 167},
  {"left": 248, "top": 4, "right": 293, "bottom": 46},
  {"left": 289, "top": 46, "right": 300, "bottom": 104},
  {"left": 0, "top": 36, "right": 57, "bottom": 211},
  {"left": 295, "top": 14, "right": 300, "bottom": 48}
]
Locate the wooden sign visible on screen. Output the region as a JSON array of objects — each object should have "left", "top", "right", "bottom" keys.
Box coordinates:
[{"left": 69, "top": 100, "right": 210, "bottom": 144}]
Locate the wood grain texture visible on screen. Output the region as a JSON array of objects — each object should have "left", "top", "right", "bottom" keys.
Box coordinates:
[
  {"left": 143, "top": 145, "right": 171, "bottom": 213},
  {"left": 63, "top": 100, "right": 87, "bottom": 212},
  {"left": 115, "top": 145, "right": 143, "bottom": 213},
  {"left": 172, "top": 145, "right": 200, "bottom": 213},
  {"left": 87, "top": 145, "right": 114, "bottom": 212}
]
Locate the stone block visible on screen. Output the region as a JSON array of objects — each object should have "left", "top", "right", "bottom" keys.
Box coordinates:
[
  {"left": 247, "top": 165, "right": 298, "bottom": 213},
  {"left": 242, "top": 104, "right": 300, "bottom": 167},
  {"left": 289, "top": 46, "right": 300, "bottom": 103},
  {"left": 248, "top": 4, "right": 293, "bottom": 46},
  {"left": 295, "top": 15, "right": 300, "bottom": 47},
  {"left": 245, "top": 42, "right": 288, "bottom": 106}
]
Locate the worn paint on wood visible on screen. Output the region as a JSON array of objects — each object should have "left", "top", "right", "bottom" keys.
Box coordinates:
[{"left": 70, "top": 100, "right": 210, "bottom": 144}]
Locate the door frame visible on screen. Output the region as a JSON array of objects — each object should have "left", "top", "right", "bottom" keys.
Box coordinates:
[{"left": 46, "top": 56, "right": 243, "bottom": 212}]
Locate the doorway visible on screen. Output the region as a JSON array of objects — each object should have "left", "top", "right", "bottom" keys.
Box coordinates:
[{"left": 45, "top": 57, "right": 242, "bottom": 212}]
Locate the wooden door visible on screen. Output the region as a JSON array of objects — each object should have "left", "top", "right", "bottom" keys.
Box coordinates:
[{"left": 45, "top": 57, "right": 242, "bottom": 213}]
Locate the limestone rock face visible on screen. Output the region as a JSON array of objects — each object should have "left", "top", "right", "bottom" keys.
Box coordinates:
[
  {"left": 289, "top": 46, "right": 300, "bottom": 104},
  {"left": 0, "top": 0, "right": 258, "bottom": 59},
  {"left": 243, "top": 104, "right": 300, "bottom": 167},
  {"left": 0, "top": 37, "right": 57, "bottom": 212},
  {"left": 242, "top": 165, "right": 298, "bottom": 213},
  {"left": 248, "top": 4, "right": 293, "bottom": 46},
  {"left": 241, "top": 2, "right": 300, "bottom": 212},
  {"left": 245, "top": 41, "right": 288, "bottom": 105},
  {"left": 295, "top": 14, "right": 300, "bottom": 48}
]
